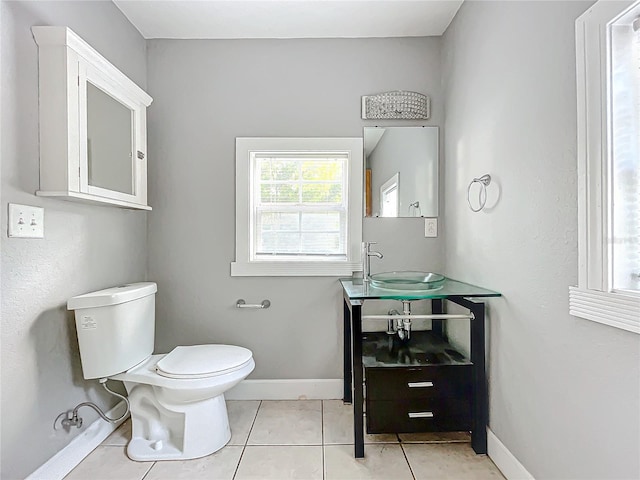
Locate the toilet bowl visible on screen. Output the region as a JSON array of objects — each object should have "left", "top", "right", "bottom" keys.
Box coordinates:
[
  {"left": 68, "top": 283, "right": 254, "bottom": 461},
  {"left": 112, "top": 345, "right": 254, "bottom": 461}
]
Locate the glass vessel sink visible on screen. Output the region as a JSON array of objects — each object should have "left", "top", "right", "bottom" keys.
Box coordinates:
[{"left": 369, "top": 271, "right": 446, "bottom": 291}]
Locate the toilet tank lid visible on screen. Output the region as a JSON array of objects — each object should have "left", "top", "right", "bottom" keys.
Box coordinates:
[{"left": 67, "top": 282, "right": 157, "bottom": 310}]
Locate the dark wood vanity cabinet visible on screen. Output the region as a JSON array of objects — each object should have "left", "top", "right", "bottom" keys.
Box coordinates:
[
  {"left": 366, "top": 365, "right": 472, "bottom": 433},
  {"left": 363, "top": 331, "right": 472, "bottom": 435}
]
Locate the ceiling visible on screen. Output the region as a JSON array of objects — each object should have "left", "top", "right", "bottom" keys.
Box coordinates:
[{"left": 112, "top": 1, "right": 464, "bottom": 40}]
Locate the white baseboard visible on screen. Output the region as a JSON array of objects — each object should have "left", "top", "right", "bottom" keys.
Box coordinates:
[
  {"left": 27, "top": 401, "right": 129, "bottom": 480},
  {"left": 225, "top": 379, "right": 343, "bottom": 400},
  {"left": 487, "top": 428, "right": 535, "bottom": 480}
]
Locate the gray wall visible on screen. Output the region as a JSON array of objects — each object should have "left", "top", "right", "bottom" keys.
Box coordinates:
[
  {"left": 146, "top": 37, "right": 445, "bottom": 379},
  {"left": 0, "top": 2, "right": 147, "bottom": 478},
  {"left": 441, "top": 1, "right": 640, "bottom": 479}
]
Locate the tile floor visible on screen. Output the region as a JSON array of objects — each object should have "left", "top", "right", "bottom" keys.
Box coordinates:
[{"left": 64, "top": 400, "right": 504, "bottom": 480}]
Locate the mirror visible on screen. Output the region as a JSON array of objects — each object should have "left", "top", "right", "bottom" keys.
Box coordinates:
[
  {"left": 86, "top": 82, "right": 134, "bottom": 195},
  {"left": 364, "top": 126, "right": 438, "bottom": 218}
]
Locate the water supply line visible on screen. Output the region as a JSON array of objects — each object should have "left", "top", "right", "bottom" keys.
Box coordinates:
[
  {"left": 397, "top": 301, "right": 412, "bottom": 341},
  {"left": 387, "top": 309, "right": 400, "bottom": 335},
  {"left": 385, "top": 303, "right": 415, "bottom": 342},
  {"left": 54, "top": 379, "right": 130, "bottom": 430},
  {"left": 387, "top": 309, "right": 400, "bottom": 348}
]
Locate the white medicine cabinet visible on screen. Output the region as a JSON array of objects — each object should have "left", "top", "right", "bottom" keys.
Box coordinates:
[{"left": 32, "top": 26, "right": 153, "bottom": 210}]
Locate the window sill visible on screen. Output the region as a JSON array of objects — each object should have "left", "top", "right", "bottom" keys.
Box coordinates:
[
  {"left": 569, "top": 286, "right": 640, "bottom": 334},
  {"left": 231, "top": 261, "right": 360, "bottom": 277}
]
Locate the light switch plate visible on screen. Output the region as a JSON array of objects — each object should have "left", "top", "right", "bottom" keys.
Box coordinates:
[
  {"left": 424, "top": 218, "right": 438, "bottom": 238},
  {"left": 8, "top": 203, "right": 44, "bottom": 238}
]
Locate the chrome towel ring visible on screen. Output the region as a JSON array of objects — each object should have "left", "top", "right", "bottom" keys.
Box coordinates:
[{"left": 467, "top": 174, "right": 492, "bottom": 212}]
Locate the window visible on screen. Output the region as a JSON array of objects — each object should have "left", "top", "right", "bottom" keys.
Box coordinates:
[
  {"left": 572, "top": 0, "right": 640, "bottom": 333},
  {"left": 610, "top": 8, "right": 640, "bottom": 292},
  {"left": 232, "top": 138, "right": 363, "bottom": 276},
  {"left": 380, "top": 173, "right": 400, "bottom": 217}
]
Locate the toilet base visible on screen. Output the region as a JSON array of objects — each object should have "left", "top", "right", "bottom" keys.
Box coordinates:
[{"left": 124, "top": 382, "right": 231, "bottom": 461}]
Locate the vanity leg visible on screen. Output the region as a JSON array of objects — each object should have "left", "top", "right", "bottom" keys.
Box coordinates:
[
  {"left": 343, "top": 299, "right": 352, "bottom": 404},
  {"left": 448, "top": 297, "right": 488, "bottom": 455},
  {"left": 469, "top": 301, "right": 487, "bottom": 454},
  {"left": 431, "top": 298, "right": 444, "bottom": 338},
  {"left": 351, "top": 302, "right": 365, "bottom": 458}
]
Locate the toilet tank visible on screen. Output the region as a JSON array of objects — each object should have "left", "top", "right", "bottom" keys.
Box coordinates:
[{"left": 68, "top": 282, "right": 157, "bottom": 380}]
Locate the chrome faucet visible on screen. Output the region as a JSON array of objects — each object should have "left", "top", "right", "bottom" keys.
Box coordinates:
[{"left": 363, "top": 241, "right": 383, "bottom": 281}]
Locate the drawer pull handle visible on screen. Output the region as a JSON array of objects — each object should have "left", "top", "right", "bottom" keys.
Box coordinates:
[
  {"left": 408, "top": 411, "right": 434, "bottom": 419},
  {"left": 408, "top": 381, "right": 434, "bottom": 388}
]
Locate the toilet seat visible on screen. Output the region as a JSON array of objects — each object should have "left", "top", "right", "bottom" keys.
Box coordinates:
[{"left": 155, "top": 345, "right": 253, "bottom": 379}]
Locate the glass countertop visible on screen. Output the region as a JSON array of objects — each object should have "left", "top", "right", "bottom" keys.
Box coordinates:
[{"left": 340, "top": 277, "right": 501, "bottom": 300}]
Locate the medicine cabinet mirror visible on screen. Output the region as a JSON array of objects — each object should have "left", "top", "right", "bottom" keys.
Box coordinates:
[
  {"left": 32, "top": 26, "right": 152, "bottom": 210},
  {"left": 86, "top": 82, "right": 134, "bottom": 195},
  {"left": 363, "top": 126, "right": 438, "bottom": 218}
]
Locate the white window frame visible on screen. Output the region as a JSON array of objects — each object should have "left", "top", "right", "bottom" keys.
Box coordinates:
[
  {"left": 232, "top": 137, "right": 363, "bottom": 276},
  {"left": 571, "top": 0, "right": 640, "bottom": 334}
]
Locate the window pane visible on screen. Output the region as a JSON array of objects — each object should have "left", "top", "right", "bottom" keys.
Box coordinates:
[
  {"left": 301, "top": 183, "right": 343, "bottom": 203},
  {"left": 301, "top": 159, "right": 343, "bottom": 181},
  {"left": 258, "top": 159, "right": 299, "bottom": 181},
  {"left": 301, "top": 212, "right": 341, "bottom": 232},
  {"left": 259, "top": 212, "right": 299, "bottom": 231},
  {"left": 260, "top": 184, "right": 299, "bottom": 203},
  {"left": 610, "top": 17, "right": 640, "bottom": 292},
  {"left": 258, "top": 232, "right": 300, "bottom": 253},
  {"left": 301, "top": 233, "right": 341, "bottom": 254}
]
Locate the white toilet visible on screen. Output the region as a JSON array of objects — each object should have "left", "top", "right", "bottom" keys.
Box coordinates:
[{"left": 67, "top": 282, "right": 254, "bottom": 461}]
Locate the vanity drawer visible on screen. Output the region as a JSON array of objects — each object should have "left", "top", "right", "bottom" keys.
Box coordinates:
[
  {"left": 365, "top": 365, "right": 471, "bottom": 401},
  {"left": 366, "top": 397, "right": 472, "bottom": 434}
]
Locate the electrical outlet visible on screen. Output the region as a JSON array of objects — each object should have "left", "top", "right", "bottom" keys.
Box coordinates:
[
  {"left": 424, "top": 218, "right": 438, "bottom": 238},
  {"left": 8, "top": 203, "right": 44, "bottom": 238}
]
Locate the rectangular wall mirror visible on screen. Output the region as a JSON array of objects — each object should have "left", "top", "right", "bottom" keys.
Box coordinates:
[
  {"left": 364, "top": 126, "right": 439, "bottom": 218},
  {"left": 86, "top": 82, "right": 135, "bottom": 195}
]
